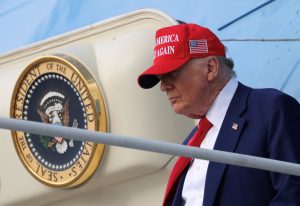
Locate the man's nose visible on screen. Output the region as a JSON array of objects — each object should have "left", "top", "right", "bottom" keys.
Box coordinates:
[{"left": 160, "top": 79, "right": 173, "bottom": 92}]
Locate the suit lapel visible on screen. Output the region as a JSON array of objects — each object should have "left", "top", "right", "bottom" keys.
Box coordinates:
[{"left": 203, "top": 82, "right": 250, "bottom": 206}]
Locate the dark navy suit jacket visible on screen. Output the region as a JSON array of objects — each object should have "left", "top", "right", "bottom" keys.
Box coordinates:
[{"left": 172, "top": 82, "right": 300, "bottom": 206}]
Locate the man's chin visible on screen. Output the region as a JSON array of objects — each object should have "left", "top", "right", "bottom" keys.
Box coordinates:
[
  {"left": 172, "top": 106, "right": 188, "bottom": 116},
  {"left": 172, "top": 106, "right": 202, "bottom": 119},
  {"left": 172, "top": 105, "right": 182, "bottom": 114}
]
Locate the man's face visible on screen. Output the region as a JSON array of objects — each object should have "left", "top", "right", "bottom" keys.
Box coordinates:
[{"left": 159, "top": 58, "right": 212, "bottom": 118}]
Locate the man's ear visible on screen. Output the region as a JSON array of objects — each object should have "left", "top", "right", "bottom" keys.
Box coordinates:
[{"left": 206, "top": 57, "right": 219, "bottom": 81}]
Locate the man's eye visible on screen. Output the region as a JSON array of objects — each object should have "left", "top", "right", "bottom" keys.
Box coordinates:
[{"left": 170, "top": 69, "right": 181, "bottom": 78}]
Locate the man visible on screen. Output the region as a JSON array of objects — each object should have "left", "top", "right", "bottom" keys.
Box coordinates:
[{"left": 137, "top": 23, "right": 300, "bottom": 206}]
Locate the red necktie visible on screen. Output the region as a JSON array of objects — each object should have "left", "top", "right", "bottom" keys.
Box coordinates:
[{"left": 163, "top": 117, "right": 213, "bottom": 206}]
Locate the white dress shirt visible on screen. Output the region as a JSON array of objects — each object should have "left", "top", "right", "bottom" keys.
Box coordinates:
[{"left": 182, "top": 78, "right": 238, "bottom": 206}]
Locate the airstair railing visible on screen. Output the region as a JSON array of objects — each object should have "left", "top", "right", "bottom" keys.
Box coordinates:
[{"left": 1, "top": 116, "right": 300, "bottom": 176}]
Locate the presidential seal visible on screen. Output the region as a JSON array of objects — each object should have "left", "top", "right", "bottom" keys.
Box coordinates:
[{"left": 10, "top": 54, "right": 107, "bottom": 188}]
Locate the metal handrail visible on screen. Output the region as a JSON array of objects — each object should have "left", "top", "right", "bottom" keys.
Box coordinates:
[{"left": 1, "top": 116, "right": 300, "bottom": 176}]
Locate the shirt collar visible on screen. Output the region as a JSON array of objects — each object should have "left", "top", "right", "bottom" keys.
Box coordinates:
[{"left": 205, "top": 78, "right": 238, "bottom": 129}]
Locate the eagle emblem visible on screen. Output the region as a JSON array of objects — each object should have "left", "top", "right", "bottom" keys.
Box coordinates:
[{"left": 37, "top": 91, "right": 76, "bottom": 154}]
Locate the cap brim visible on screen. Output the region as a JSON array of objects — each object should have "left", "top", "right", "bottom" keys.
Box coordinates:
[{"left": 138, "top": 58, "right": 190, "bottom": 89}]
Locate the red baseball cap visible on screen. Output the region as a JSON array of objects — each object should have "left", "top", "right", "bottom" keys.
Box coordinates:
[{"left": 137, "top": 23, "right": 226, "bottom": 89}]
